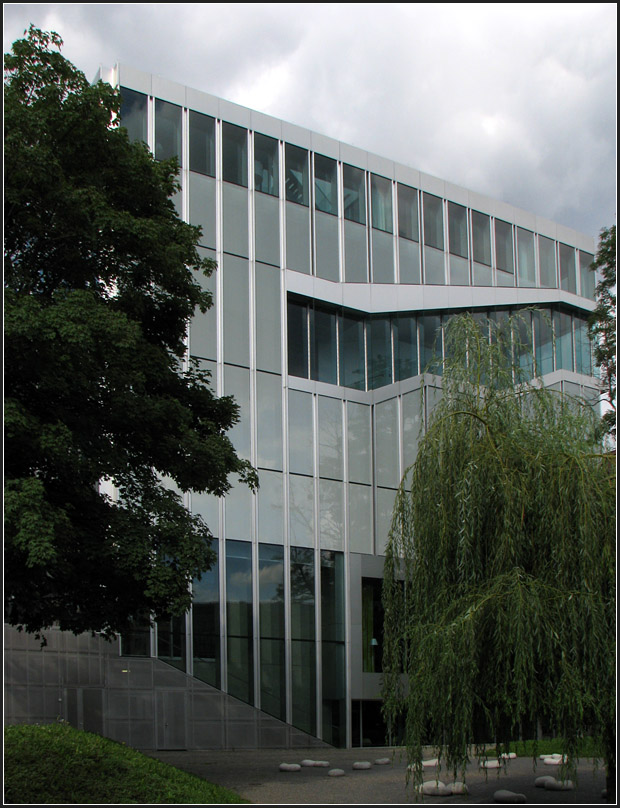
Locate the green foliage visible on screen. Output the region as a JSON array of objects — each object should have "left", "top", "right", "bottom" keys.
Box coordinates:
[
  {"left": 4, "top": 27, "right": 257, "bottom": 639},
  {"left": 382, "top": 313, "right": 615, "bottom": 790},
  {"left": 588, "top": 225, "right": 616, "bottom": 440},
  {"left": 3, "top": 722, "right": 247, "bottom": 803}
]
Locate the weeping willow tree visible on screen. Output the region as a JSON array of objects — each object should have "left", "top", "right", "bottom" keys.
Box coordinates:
[{"left": 382, "top": 312, "right": 615, "bottom": 798}]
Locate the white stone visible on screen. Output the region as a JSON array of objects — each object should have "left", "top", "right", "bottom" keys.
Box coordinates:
[
  {"left": 481, "top": 759, "right": 502, "bottom": 769},
  {"left": 535, "top": 775, "right": 557, "bottom": 788},
  {"left": 422, "top": 757, "right": 440, "bottom": 767},
  {"left": 543, "top": 754, "right": 567, "bottom": 765},
  {"left": 352, "top": 761, "right": 372, "bottom": 770},
  {"left": 500, "top": 752, "right": 517, "bottom": 759},
  {"left": 300, "top": 759, "right": 315, "bottom": 767},
  {"left": 279, "top": 763, "right": 301, "bottom": 772},
  {"left": 313, "top": 760, "right": 330, "bottom": 767},
  {"left": 545, "top": 779, "right": 574, "bottom": 791},
  {"left": 374, "top": 757, "right": 391, "bottom": 765},
  {"left": 493, "top": 789, "right": 527, "bottom": 803},
  {"left": 446, "top": 781, "right": 469, "bottom": 794},
  {"left": 328, "top": 768, "right": 345, "bottom": 777},
  {"left": 418, "top": 780, "right": 450, "bottom": 796}
]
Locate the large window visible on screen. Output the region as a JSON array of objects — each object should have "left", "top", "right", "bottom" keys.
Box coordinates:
[
  {"left": 287, "top": 299, "right": 309, "bottom": 379},
  {"left": 155, "top": 99, "right": 182, "bottom": 162},
  {"left": 321, "top": 550, "right": 346, "bottom": 746},
  {"left": 315, "top": 154, "right": 338, "bottom": 215},
  {"left": 254, "top": 133, "right": 278, "bottom": 195},
  {"left": 343, "top": 164, "right": 366, "bottom": 224},
  {"left": 398, "top": 184, "right": 419, "bottom": 242},
  {"left": 189, "top": 111, "right": 215, "bottom": 176},
  {"left": 285, "top": 144, "right": 309, "bottom": 205},
  {"left": 226, "top": 540, "right": 253, "bottom": 704},
  {"left": 259, "top": 544, "right": 285, "bottom": 720},
  {"left": 423, "top": 193, "right": 444, "bottom": 250},
  {"left": 362, "top": 578, "right": 384, "bottom": 673},
  {"left": 371, "top": 175, "right": 393, "bottom": 233},
  {"left": 472, "top": 211, "right": 491, "bottom": 266},
  {"left": 120, "top": 87, "right": 147, "bottom": 144},
  {"left": 290, "top": 547, "right": 316, "bottom": 735},
  {"left": 539, "top": 236, "right": 557, "bottom": 287},
  {"left": 559, "top": 243, "right": 576, "bottom": 294},
  {"left": 517, "top": 227, "right": 536, "bottom": 287},
  {"left": 448, "top": 202, "right": 468, "bottom": 258},
  {"left": 495, "top": 219, "right": 514, "bottom": 281},
  {"left": 222, "top": 122, "right": 248, "bottom": 187},
  {"left": 192, "top": 548, "right": 220, "bottom": 687}
]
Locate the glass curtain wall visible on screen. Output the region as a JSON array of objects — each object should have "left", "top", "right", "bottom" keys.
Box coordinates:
[
  {"left": 290, "top": 547, "right": 316, "bottom": 735},
  {"left": 259, "top": 544, "right": 285, "bottom": 720},
  {"left": 226, "top": 540, "right": 253, "bottom": 704},
  {"left": 192, "top": 548, "right": 220, "bottom": 687},
  {"left": 321, "top": 550, "right": 346, "bottom": 746}
]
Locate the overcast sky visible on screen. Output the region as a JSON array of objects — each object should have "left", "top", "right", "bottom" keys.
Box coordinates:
[{"left": 4, "top": 3, "right": 617, "bottom": 238}]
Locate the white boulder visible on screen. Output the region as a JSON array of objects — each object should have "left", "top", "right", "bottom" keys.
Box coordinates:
[
  {"left": 279, "top": 763, "right": 301, "bottom": 772},
  {"left": 494, "top": 789, "right": 527, "bottom": 802}
]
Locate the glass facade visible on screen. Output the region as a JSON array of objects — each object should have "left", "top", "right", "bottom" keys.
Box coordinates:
[{"left": 114, "top": 71, "right": 599, "bottom": 751}]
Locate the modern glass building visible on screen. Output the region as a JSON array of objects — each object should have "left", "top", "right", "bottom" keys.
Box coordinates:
[{"left": 4, "top": 64, "right": 600, "bottom": 750}]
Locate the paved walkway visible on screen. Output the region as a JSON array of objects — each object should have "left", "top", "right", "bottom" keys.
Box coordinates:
[{"left": 148, "top": 747, "right": 607, "bottom": 804}]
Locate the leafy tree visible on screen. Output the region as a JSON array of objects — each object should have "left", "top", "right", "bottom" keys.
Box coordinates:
[
  {"left": 588, "top": 225, "right": 616, "bottom": 441},
  {"left": 382, "top": 313, "right": 615, "bottom": 799},
  {"left": 4, "top": 27, "right": 256, "bottom": 640}
]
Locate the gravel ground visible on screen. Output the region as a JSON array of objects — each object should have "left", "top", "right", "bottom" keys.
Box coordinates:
[{"left": 148, "top": 746, "right": 608, "bottom": 804}]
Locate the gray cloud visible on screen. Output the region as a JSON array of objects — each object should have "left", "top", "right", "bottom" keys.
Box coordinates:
[{"left": 4, "top": 3, "right": 616, "bottom": 237}]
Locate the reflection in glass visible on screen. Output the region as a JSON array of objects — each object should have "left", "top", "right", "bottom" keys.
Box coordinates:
[
  {"left": 371, "top": 175, "right": 393, "bottom": 233},
  {"left": 288, "top": 391, "right": 314, "bottom": 476},
  {"left": 448, "top": 202, "right": 468, "bottom": 258},
  {"left": 419, "top": 315, "right": 442, "bottom": 374},
  {"left": 340, "top": 312, "right": 366, "bottom": 390},
  {"left": 222, "top": 123, "right": 248, "bottom": 187},
  {"left": 321, "top": 550, "right": 346, "bottom": 746},
  {"left": 398, "top": 184, "right": 419, "bottom": 242},
  {"left": 315, "top": 154, "right": 338, "bottom": 215},
  {"left": 226, "top": 540, "right": 253, "bottom": 704},
  {"left": 559, "top": 243, "right": 576, "bottom": 294},
  {"left": 472, "top": 211, "right": 491, "bottom": 266},
  {"left": 362, "top": 578, "right": 384, "bottom": 673},
  {"left": 575, "top": 317, "right": 592, "bottom": 375},
  {"left": 189, "top": 111, "right": 215, "bottom": 176},
  {"left": 254, "top": 133, "right": 279, "bottom": 195},
  {"left": 291, "top": 547, "right": 316, "bottom": 735},
  {"left": 157, "top": 615, "right": 186, "bottom": 671},
  {"left": 347, "top": 402, "right": 372, "bottom": 485},
  {"left": 579, "top": 251, "right": 595, "bottom": 300},
  {"left": 311, "top": 307, "right": 338, "bottom": 385},
  {"left": 318, "top": 396, "right": 343, "bottom": 480},
  {"left": 367, "top": 317, "right": 392, "bottom": 389},
  {"left": 155, "top": 99, "right": 182, "bottom": 162},
  {"left": 554, "top": 310, "right": 573, "bottom": 371},
  {"left": 120, "top": 613, "right": 151, "bottom": 657},
  {"left": 259, "top": 545, "right": 285, "bottom": 720},
  {"left": 286, "top": 144, "right": 309, "bottom": 206},
  {"left": 343, "top": 164, "right": 366, "bottom": 224},
  {"left": 533, "top": 309, "right": 554, "bottom": 376},
  {"left": 192, "top": 548, "right": 220, "bottom": 687},
  {"left": 495, "top": 219, "right": 514, "bottom": 274},
  {"left": 539, "top": 236, "right": 557, "bottom": 288},
  {"left": 517, "top": 227, "right": 536, "bottom": 287},
  {"left": 287, "top": 299, "right": 308, "bottom": 379},
  {"left": 423, "top": 193, "right": 444, "bottom": 250},
  {"left": 120, "top": 87, "right": 147, "bottom": 144}
]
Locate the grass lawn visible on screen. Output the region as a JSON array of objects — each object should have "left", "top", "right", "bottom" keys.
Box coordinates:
[{"left": 4, "top": 722, "right": 248, "bottom": 804}]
